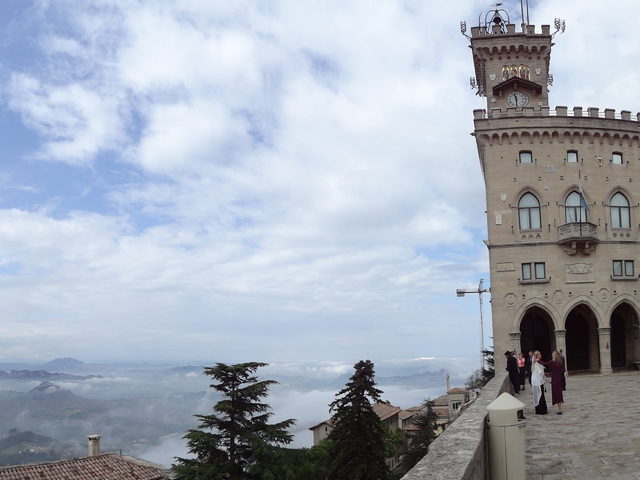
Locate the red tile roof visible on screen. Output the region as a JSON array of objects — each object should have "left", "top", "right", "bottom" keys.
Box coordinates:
[
  {"left": 447, "top": 387, "right": 467, "bottom": 394},
  {"left": 0, "top": 454, "right": 167, "bottom": 480},
  {"left": 371, "top": 401, "right": 402, "bottom": 421}
]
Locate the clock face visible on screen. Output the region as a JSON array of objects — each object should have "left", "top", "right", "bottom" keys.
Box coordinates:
[{"left": 506, "top": 91, "right": 529, "bottom": 107}]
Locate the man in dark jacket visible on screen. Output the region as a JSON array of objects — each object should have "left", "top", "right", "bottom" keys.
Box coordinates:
[
  {"left": 505, "top": 351, "right": 520, "bottom": 395},
  {"left": 524, "top": 350, "right": 533, "bottom": 386}
]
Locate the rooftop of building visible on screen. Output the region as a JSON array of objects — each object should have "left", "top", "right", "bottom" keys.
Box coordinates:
[{"left": 0, "top": 453, "right": 168, "bottom": 480}]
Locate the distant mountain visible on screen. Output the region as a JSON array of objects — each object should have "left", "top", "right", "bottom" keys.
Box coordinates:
[
  {"left": 0, "top": 380, "right": 205, "bottom": 464},
  {"left": 378, "top": 368, "right": 448, "bottom": 387},
  {"left": 165, "top": 365, "right": 204, "bottom": 375},
  {"left": 0, "top": 429, "right": 71, "bottom": 466},
  {"left": 40, "top": 357, "right": 85, "bottom": 371},
  {"left": 0, "top": 369, "right": 102, "bottom": 381},
  {"left": 269, "top": 368, "right": 449, "bottom": 392},
  {"left": 0, "top": 381, "right": 107, "bottom": 421}
]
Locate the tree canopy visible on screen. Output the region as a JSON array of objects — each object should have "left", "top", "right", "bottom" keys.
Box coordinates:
[
  {"left": 172, "top": 362, "right": 296, "bottom": 479},
  {"left": 393, "top": 398, "right": 439, "bottom": 477},
  {"left": 326, "top": 359, "right": 389, "bottom": 480}
]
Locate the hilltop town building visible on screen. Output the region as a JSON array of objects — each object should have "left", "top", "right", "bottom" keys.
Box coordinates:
[
  {"left": 310, "top": 387, "right": 470, "bottom": 469},
  {"left": 466, "top": 6, "right": 640, "bottom": 373}
]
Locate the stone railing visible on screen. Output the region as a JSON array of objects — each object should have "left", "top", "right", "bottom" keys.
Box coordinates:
[
  {"left": 557, "top": 222, "right": 598, "bottom": 242},
  {"left": 400, "top": 372, "right": 510, "bottom": 480}
]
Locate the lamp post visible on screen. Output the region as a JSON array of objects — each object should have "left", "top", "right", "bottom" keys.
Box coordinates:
[{"left": 456, "top": 278, "right": 491, "bottom": 370}]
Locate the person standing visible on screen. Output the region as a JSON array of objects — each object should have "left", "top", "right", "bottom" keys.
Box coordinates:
[
  {"left": 531, "top": 350, "right": 547, "bottom": 415},
  {"left": 526, "top": 350, "right": 533, "bottom": 386},
  {"left": 538, "top": 351, "right": 565, "bottom": 415},
  {"left": 559, "top": 349, "right": 567, "bottom": 391},
  {"left": 505, "top": 351, "right": 520, "bottom": 395},
  {"left": 517, "top": 352, "right": 526, "bottom": 391}
]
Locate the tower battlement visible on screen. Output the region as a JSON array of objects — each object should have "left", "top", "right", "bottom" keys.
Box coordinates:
[
  {"left": 474, "top": 106, "right": 640, "bottom": 122},
  {"left": 470, "top": 23, "right": 551, "bottom": 37}
]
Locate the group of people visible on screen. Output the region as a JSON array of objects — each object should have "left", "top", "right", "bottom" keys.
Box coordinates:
[{"left": 505, "top": 349, "right": 566, "bottom": 415}]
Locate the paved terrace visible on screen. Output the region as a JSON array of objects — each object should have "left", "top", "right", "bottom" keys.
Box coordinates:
[{"left": 526, "top": 370, "right": 640, "bottom": 479}]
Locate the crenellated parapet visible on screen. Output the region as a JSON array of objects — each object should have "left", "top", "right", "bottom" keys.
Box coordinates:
[
  {"left": 474, "top": 106, "right": 640, "bottom": 121},
  {"left": 473, "top": 106, "right": 640, "bottom": 148},
  {"left": 470, "top": 23, "right": 551, "bottom": 38}
]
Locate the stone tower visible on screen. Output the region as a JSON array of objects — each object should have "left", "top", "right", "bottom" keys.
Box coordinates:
[{"left": 465, "top": 6, "right": 640, "bottom": 373}]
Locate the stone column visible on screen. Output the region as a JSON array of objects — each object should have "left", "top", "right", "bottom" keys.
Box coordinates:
[
  {"left": 597, "top": 327, "right": 613, "bottom": 375},
  {"left": 508, "top": 332, "right": 521, "bottom": 353},
  {"left": 554, "top": 329, "right": 567, "bottom": 374}
]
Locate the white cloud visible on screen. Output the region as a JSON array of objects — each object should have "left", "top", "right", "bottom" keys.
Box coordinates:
[{"left": 5, "top": 0, "right": 610, "bottom": 364}]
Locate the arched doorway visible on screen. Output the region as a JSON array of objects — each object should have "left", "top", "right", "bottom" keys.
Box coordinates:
[
  {"left": 519, "top": 306, "right": 554, "bottom": 359},
  {"left": 610, "top": 302, "right": 637, "bottom": 369},
  {"left": 565, "top": 305, "right": 598, "bottom": 372}
]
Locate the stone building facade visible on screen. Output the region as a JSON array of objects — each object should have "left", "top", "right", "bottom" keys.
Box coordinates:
[{"left": 466, "top": 6, "right": 640, "bottom": 373}]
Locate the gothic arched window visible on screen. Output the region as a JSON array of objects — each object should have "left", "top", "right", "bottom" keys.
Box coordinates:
[
  {"left": 519, "top": 193, "right": 541, "bottom": 230},
  {"left": 565, "top": 191, "right": 587, "bottom": 223},
  {"left": 610, "top": 192, "right": 630, "bottom": 228}
]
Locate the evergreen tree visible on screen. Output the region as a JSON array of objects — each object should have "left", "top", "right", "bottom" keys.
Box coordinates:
[
  {"left": 250, "top": 442, "right": 331, "bottom": 480},
  {"left": 393, "top": 398, "right": 439, "bottom": 476},
  {"left": 326, "top": 359, "right": 389, "bottom": 480},
  {"left": 466, "top": 348, "right": 495, "bottom": 390},
  {"left": 172, "top": 362, "right": 296, "bottom": 480}
]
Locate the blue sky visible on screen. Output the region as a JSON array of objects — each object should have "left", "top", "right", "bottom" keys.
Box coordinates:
[{"left": 0, "top": 0, "right": 635, "bottom": 372}]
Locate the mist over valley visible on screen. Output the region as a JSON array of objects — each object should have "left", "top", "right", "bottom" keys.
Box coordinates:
[{"left": 0, "top": 357, "right": 475, "bottom": 468}]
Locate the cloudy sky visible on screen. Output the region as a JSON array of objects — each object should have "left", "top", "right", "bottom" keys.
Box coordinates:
[{"left": 0, "top": 0, "right": 635, "bottom": 369}]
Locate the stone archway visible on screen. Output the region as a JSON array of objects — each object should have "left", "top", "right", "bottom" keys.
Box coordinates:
[
  {"left": 565, "top": 304, "right": 598, "bottom": 372},
  {"left": 519, "top": 306, "right": 554, "bottom": 359},
  {"left": 610, "top": 302, "right": 637, "bottom": 369}
]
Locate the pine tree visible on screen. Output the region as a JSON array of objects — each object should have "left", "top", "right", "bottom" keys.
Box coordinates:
[
  {"left": 326, "top": 359, "right": 389, "bottom": 480},
  {"left": 172, "top": 362, "right": 296, "bottom": 479},
  {"left": 396, "top": 399, "right": 439, "bottom": 473}
]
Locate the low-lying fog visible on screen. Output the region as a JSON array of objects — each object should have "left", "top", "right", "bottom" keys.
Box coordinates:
[{"left": 0, "top": 357, "right": 476, "bottom": 468}]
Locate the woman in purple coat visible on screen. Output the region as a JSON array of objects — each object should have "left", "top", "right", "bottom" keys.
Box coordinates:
[{"left": 537, "top": 351, "right": 564, "bottom": 415}]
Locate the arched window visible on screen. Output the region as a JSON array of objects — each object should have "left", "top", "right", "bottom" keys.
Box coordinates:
[
  {"left": 565, "top": 191, "right": 587, "bottom": 223},
  {"left": 611, "top": 192, "right": 630, "bottom": 228},
  {"left": 519, "top": 193, "right": 541, "bottom": 230}
]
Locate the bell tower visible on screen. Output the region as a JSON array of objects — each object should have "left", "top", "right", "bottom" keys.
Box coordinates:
[{"left": 464, "top": 5, "right": 561, "bottom": 112}]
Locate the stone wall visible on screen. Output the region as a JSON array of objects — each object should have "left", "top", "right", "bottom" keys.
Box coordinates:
[{"left": 400, "top": 372, "right": 510, "bottom": 480}]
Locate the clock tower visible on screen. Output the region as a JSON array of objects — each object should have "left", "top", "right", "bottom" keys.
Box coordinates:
[
  {"left": 467, "top": 6, "right": 552, "bottom": 111},
  {"left": 464, "top": 5, "right": 640, "bottom": 375}
]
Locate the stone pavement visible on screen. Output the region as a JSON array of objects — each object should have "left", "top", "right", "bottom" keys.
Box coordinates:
[{"left": 524, "top": 370, "right": 640, "bottom": 479}]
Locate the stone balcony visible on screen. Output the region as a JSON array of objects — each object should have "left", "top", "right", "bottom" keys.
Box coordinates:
[{"left": 557, "top": 222, "right": 599, "bottom": 255}]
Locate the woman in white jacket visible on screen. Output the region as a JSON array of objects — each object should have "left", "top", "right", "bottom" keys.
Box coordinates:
[{"left": 531, "top": 350, "right": 548, "bottom": 415}]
